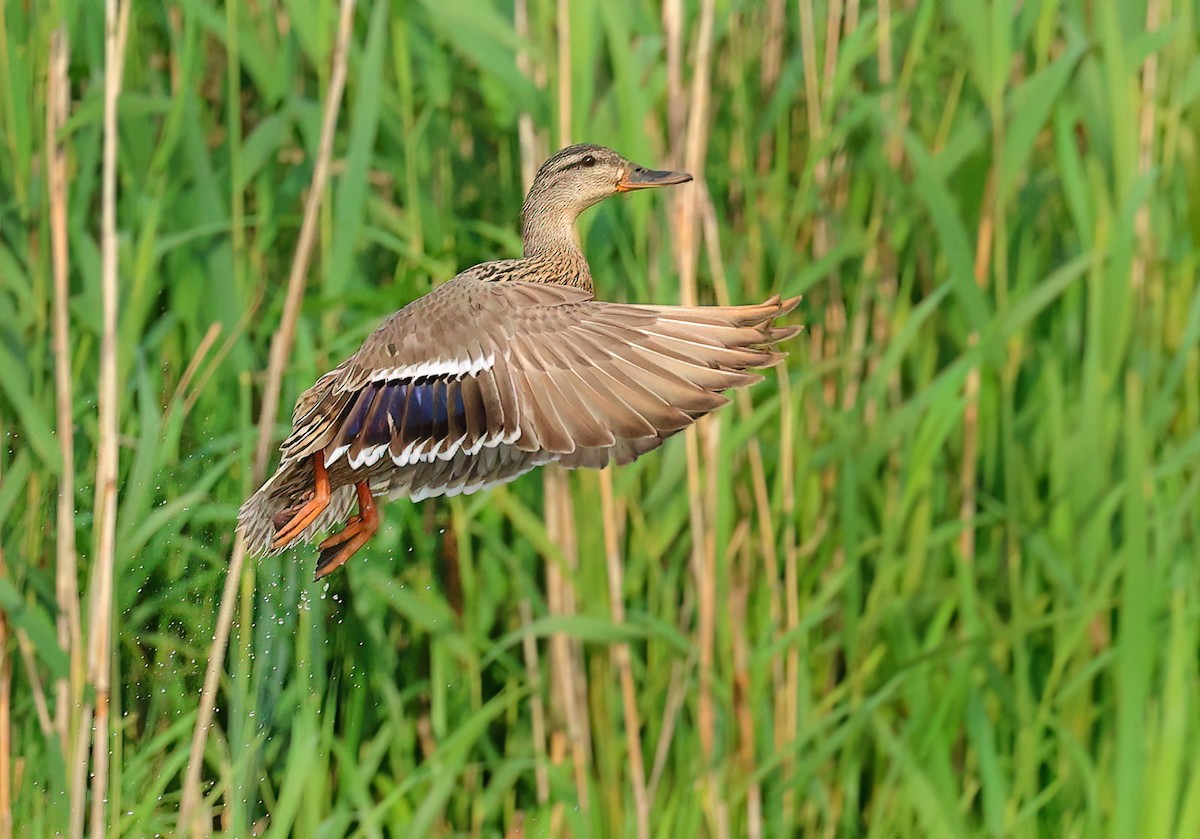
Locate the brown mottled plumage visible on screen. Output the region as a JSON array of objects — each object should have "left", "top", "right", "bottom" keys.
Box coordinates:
[{"left": 239, "top": 144, "right": 801, "bottom": 578}]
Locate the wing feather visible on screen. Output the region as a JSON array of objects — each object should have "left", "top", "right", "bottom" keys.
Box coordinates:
[{"left": 275, "top": 277, "right": 798, "bottom": 486}]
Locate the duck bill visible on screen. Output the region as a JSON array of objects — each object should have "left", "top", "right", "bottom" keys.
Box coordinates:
[{"left": 616, "top": 166, "right": 693, "bottom": 192}]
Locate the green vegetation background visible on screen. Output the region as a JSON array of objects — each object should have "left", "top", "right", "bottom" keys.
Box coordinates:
[{"left": 3, "top": 0, "right": 1200, "bottom": 836}]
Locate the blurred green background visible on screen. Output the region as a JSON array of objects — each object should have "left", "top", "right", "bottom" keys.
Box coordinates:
[{"left": 3, "top": 0, "right": 1200, "bottom": 836}]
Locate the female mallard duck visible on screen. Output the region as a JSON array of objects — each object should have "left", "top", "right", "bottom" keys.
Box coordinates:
[{"left": 239, "top": 144, "right": 800, "bottom": 578}]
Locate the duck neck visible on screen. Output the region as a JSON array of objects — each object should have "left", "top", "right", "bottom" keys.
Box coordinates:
[{"left": 520, "top": 202, "right": 593, "bottom": 291}]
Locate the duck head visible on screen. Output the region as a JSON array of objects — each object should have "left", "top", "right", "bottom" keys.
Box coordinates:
[{"left": 521, "top": 144, "right": 692, "bottom": 250}]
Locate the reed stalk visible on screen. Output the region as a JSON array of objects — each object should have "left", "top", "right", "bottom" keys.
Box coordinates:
[
  {"left": 46, "top": 26, "right": 81, "bottom": 764},
  {"left": 79, "top": 5, "right": 130, "bottom": 836},
  {"left": 600, "top": 469, "right": 649, "bottom": 839},
  {"left": 542, "top": 0, "right": 592, "bottom": 817},
  {"left": 176, "top": 1, "right": 358, "bottom": 831}
]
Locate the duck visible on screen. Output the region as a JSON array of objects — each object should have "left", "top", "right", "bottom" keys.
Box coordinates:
[{"left": 238, "top": 143, "right": 800, "bottom": 579}]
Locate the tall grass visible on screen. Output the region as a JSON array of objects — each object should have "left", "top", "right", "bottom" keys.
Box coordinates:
[{"left": 1, "top": 0, "right": 1199, "bottom": 835}]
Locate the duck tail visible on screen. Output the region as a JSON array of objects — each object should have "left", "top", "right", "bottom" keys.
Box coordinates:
[
  {"left": 237, "top": 468, "right": 292, "bottom": 557},
  {"left": 238, "top": 457, "right": 361, "bottom": 557}
]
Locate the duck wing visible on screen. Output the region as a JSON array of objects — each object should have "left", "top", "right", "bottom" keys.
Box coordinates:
[
  {"left": 279, "top": 278, "right": 798, "bottom": 476},
  {"left": 239, "top": 278, "right": 798, "bottom": 555}
]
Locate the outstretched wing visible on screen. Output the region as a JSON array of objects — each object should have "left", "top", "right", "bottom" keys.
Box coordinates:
[
  {"left": 239, "top": 278, "right": 798, "bottom": 554},
  {"left": 280, "top": 277, "right": 799, "bottom": 475}
]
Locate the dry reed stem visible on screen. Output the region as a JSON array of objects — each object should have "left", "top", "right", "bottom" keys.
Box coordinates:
[
  {"left": 845, "top": 0, "right": 860, "bottom": 38},
  {"left": 504, "top": 811, "right": 526, "bottom": 839},
  {"left": 555, "top": 0, "right": 571, "bottom": 147},
  {"left": 80, "top": 4, "right": 130, "bottom": 836},
  {"left": 543, "top": 471, "right": 590, "bottom": 811},
  {"left": 864, "top": 0, "right": 903, "bottom": 426},
  {"left": 646, "top": 654, "right": 693, "bottom": 800},
  {"left": 512, "top": 2, "right": 550, "bottom": 808},
  {"left": 822, "top": 0, "right": 843, "bottom": 105},
  {"left": 791, "top": 0, "right": 841, "bottom": 819},
  {"left": 778, "top": 364, "right": 800, "bottom": 828},
  {"left": 877, "top": 0, "right": 895, "bottom": 88},
  {"left": 961, "top": 164, "right": 997, "bottom": 570},
  {"left": 644, "top": 546, "right": 695, "bottom": 806},
  {"left": 701, "top": 190, "right": 771, "bottom": 835},
  {"left": 837, "top": 70, "right": 880, "bottom": 417},
  {"left": 665, "top": 0, "right": 728, "bottom": 832},
  {"left": 46, "top": 26, "right": 82, "bottom": 761},
  {"left": 663, "top": 0, "right": 686, "bottom": 148},
  {"left": 753, "top": 0, "right": 792, "bottom": 172},
  {"left": 959, "top": 359, "right": 981, "bottom": 568},
  {"left": 67, "top": 704, "right": 90, "bottom": 839},
  {"left": 687, "top": 0, "right": 718, "bottom": 682},
  {"left": 700, "top": 412, "right": 730, "bottom": 839},
  {"left": 760, "top": 0, "right": 786, "bottom": 137},
  {"left": 666, "top": 0, "right": 717, "bottom": 815},
  {"left": 728, "top": 526, "right": 760, "bottom": 838},
  {"left": 164, "top": 322, "right": 221, "bottom": 423},
  {"left": 514, "top": 0, "right": 540, "bottom": 190},
  {"left": 674, "top": 0, "right": 715, "bottom": 304},
  {"left": 539, "top": 4, "right": 592, "bottom": 814},
  {"left": 798, "top": 0, "right": 829, "bottom": 256},
  {"left": 14, "top": 634, "right": 51, "bottom": 736},
  {"left": 1132, "top": 0, "right": 1160, "bottom": 292},
  {"left": 802, "top": 0, "right": 840, "bottom": 601},
  {"left": 518, "top": 599, "right": 549, "bottom": 802},
  {"left": 599, "top": 469, "right": 650, "bottom": 839},
  {"left": 751, "top": 3, "right": 793, "bottom": 794},
  {"left": 176, "top": 1, "right": 357, "bottom": 832},
  {"left": 183, "top": 288, "right": 264, "bottom": 419}
]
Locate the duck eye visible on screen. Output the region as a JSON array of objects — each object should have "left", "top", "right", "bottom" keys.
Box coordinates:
[{"left": 581, "top": 155, "right": 596, "bottom": 167}]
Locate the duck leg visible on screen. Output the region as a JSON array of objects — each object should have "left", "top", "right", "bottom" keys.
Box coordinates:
[
  {"left": 271, "top": 451, "right": 332, "bottom": 550},
  {"left": 314, "top": 480, "right": 378, "bottom": 579}
]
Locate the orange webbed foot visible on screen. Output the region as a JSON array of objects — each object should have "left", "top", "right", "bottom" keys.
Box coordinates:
[
  {"left": 272, "top": 452, "right": 332, "bottom": 550},
  {"left": 314, "top": 480, "right": 378, "bottom": 579}
]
